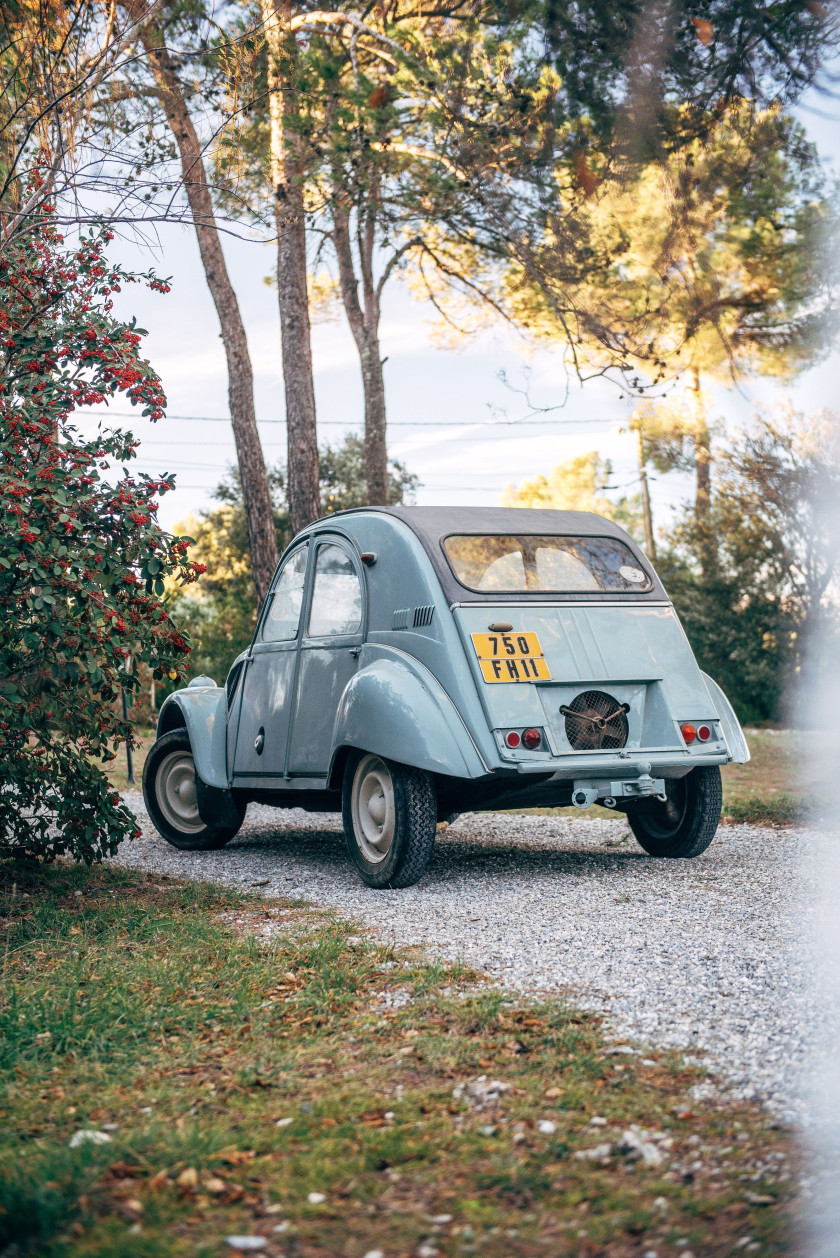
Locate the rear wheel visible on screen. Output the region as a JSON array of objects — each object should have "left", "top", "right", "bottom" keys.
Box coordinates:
[
  {"left": 343, "top": 752, "right": 437, "bottom": 888},
  {"left": 627, "top": 765, "right": 721, "bottom": 858},
  {"left": 143, "top": 730, "right": 244, "bottom": 851}
]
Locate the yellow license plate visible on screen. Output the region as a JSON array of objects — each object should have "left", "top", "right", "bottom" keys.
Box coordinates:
[{"left": 471, "top": 631, "right": 552, "bottom": 683}]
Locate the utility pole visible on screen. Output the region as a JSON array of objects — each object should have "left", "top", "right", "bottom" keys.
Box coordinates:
[
  {"left": 122, "top": 655, "right": 135, "bottom": 787},
  {"left": 636, "top": 427, "right": 656, "bottom": 560}
]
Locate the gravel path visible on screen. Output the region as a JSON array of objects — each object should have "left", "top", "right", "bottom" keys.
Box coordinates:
[{"left": 117, "top": 794, "right": 833, "bottom": 1121}]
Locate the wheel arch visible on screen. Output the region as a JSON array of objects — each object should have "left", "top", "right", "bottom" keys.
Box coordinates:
[
  {"left": 155, "top": 685, "right": 230, "bottom": 789},
  {"left": 328, "top": 650, "right": 486, "bottom": 787}
]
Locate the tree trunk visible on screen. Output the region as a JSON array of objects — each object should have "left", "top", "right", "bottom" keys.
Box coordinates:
[
  {"left": 135, "top": 16, "right": 279, "bottom": 607},
  {"left": 261, "top": 0, "right": 320, "bottom": 534},
  {"left": 332, "top": 206, "right": 389, "bottom": 504},
  {"left": 635, "top": 427, "right": 656, "bottom": 559}
]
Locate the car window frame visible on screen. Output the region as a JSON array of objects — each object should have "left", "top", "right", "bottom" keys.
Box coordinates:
[
  {"left": 301, "top": 536, "right": 366, "bottom": 644},
  {"left": 251, "top": 541, "right": 311, "bottom": 652},
  {"left": 440, "top": 532, "right": 653, "bottom": 596}
]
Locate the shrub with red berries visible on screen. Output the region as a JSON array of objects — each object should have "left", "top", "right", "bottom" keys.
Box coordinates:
[{"left": 0, "top": 207, "right": 199, "bottom": 863}]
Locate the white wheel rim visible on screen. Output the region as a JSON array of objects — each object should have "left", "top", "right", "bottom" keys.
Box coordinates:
[
  {"left": 351, "top": 755, "right": 395, "bottom": 865},
  {"left": 156, "top": 750, "right": 204, "bottom": 834}
]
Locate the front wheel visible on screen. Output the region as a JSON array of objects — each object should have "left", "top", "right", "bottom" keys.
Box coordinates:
[
  {"left": 343, "top": 752, "right": 437, "bottom": 888},
  {"left": 626, "top": 765, "right": 722, "bottom": 858},
  {"left": 143, "top": 730, "right": 245, "bottom": 851}
]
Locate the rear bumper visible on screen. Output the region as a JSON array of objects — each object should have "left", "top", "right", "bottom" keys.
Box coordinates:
[{"left": 514, "top": 748, "right": 729, "bottom": 778}]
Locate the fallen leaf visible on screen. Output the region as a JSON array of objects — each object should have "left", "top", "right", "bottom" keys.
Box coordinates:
[{"left": 176, "top": 1167, "right": 199, "bottom": 1190}]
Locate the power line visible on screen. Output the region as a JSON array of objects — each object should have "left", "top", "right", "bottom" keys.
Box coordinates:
[{"left": 72, "top": 409, "right": 622, "bottom": 431}]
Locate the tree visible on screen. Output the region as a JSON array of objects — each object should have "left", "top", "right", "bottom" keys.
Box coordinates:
[
  {"left": 501, "top": 451, "right": 642, "bottom": 538},
  {"left": 170, "top": 433, "right": 417, "bottom": 679},
  {"left": 508, "top": 104, "right": 835, "bottom": 552},
  {"left": 0, "top": 206, "right": 199, "bottom": 862},
  {"left": 660, "top": 407, "right": 840, "bottom": 723},
  {"left": 120, "top": 0, "right": 279, "bottom": 607},
  {"left": 538, "top": 0, "right": 836, "bottom": 153},
  {"left": 211, "top": 0, "right": 836, "bottom": 513},
  {"left": 260, "top": 0, "right": 321, "bottom": 533}
]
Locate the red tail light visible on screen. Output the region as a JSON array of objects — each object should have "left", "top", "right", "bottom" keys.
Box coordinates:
[
  {"left": 505, "top": 731, "right": 521, "bottom": 748},
  {"left": 697, "top": 724, "right": 711, "bottom": 742},
  {"left": 522, "top": 727, "right": 542, "bottom": 750},
  {"left": 680, "top": 722, "right": 697, "bottom": 744}
]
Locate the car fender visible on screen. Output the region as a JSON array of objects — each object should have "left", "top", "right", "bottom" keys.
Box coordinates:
[
  {"left": 330, "top": 647, "right": 487, "bottom": 782},
  {"left": 701, "top": 672, "right": 750, "bottom": 763},
  {"left": 156, "top": 680, "right": 230, "bottom": 789}
]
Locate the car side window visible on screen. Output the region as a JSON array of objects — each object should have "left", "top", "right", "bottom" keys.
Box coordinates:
[
  {"left": 307, "top": 543, "right": 362, "bottom": 637},
  {"left": 261, "top": 545, "right": 309, "bottom": 642}
]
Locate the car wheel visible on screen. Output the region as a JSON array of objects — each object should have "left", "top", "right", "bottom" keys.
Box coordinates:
[
  {"left": 343, "top": 752, "right": 437, "bottom": 888},
  {"left": 626, "top": 765, "right": 722, "bottom": 858},
  {"left": 143, "top": 730, "right": 245, "bottom": 851}
]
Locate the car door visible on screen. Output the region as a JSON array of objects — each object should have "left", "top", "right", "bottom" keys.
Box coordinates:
[
  {"left": 232, "top": 542, "right": 309, "bottom": 780},
  {"left": 286, "top": 538, "right": 364, "bottom": 777}
]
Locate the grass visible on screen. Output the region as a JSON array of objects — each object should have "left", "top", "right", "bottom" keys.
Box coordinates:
[
  {"left": 1, "top": 861, "right": 795, "bottom": 1257},
  {"left": 719, "top": 730, "right": 805, "bottom": 827},
  {"left": 107, "top": 726, "right": 155, "bottom": 794}
]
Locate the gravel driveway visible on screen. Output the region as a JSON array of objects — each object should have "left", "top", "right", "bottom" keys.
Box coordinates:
[{"left": 118, "top": 795, "right": 832, "bottom": 1121}]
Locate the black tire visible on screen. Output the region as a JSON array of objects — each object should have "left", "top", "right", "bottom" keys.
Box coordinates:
[
  {"left": 627, "top": 765, "right": 722, "bottom": 858},
  {"left": 143, "top": 730, "right": 245, "bottom": 851},
  {"left": 342, "top": 751, "right": 437, "bottom": 888}
]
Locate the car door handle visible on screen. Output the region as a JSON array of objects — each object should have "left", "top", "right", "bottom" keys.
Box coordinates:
[
  {"left": 349, "top": 647, "right": 361, "bottom": 658},
  {"left": 254, "top": 728, "right": 265, "bottom": 755}
]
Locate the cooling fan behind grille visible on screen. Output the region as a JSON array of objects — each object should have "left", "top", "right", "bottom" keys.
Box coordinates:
[{"left": 562, "top": 690, "right": 629, "bottom": 751}]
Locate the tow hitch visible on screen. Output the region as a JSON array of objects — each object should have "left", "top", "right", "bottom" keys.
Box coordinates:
[{"left": 572, "top": 764, "right": 667, "bottom": 810}]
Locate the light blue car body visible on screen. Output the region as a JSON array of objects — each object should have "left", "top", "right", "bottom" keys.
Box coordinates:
[{"left": 155, "top": 506, "right": 748, "bottom": 820}]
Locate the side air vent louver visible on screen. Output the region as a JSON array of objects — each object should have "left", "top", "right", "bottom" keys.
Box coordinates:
[
  {"left": 413, "top": 604, "right": 435, "bottom": 628},
  {"left": 225, "top": 660, "right": 244, "bottom": 707},
  {"left": 562, "top": 690, "right": 629, "bottom": 751},
  {"left": 393, "top": 608, "right": 411, "bottom": 630}
]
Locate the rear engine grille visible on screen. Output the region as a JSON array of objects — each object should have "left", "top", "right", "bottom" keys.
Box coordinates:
[
  {"left": 413, "top": 604, "right": 435, "bottom": 628},
  {"left": 563, "top": 690, "right": 629, "bottom": 751}
]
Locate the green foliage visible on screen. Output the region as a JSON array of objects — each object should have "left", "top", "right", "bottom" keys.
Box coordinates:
[
  {"left": 659, "top": 555, "right": 796, "bottom": 725},
  {"left": 0, "top": 206, "right": 197, "bottom": 862},
  {"left": 170, "top": 435, "right": 418, "bottom": 681},
  {"left": 660, "top": 408, "right": 840, "bottom": 723},
  {"left": 722, "top": 793, "right": 802, "bottom": 827},
  {"left": 536, "top": 0, "right": 836, "bottom": 149},
  {"left": 509, "top": 104, "right": 835, "bottom": 387}
]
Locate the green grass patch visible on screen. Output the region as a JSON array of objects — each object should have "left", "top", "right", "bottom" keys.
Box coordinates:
[
  {"left": 721, "top": 791, "right": 803, "bottom": 827},
  {"left": 1, "top": 861, "right": 795, "bottom": 1256}
]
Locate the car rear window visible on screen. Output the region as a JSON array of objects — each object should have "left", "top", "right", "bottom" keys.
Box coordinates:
[{"left": 442, "top": 534, "right": 652, "bottom": 593}]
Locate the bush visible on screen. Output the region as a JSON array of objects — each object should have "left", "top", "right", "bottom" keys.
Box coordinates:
[{"left": 0, "top": 204, "right": 200, "bottom": 862}]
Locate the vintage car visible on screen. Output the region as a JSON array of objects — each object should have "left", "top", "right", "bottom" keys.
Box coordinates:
[{"left": 143, "top": 507, "right": 749, "bottom": 887}]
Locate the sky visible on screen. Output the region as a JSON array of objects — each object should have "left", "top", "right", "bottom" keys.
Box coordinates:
[{"left": 72, "top": 86, "right": 840, "bottom": 537}]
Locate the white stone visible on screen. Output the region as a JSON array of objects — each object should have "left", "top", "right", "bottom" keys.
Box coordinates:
[{"left": 68, "top": 1130, "right": 112, "bottom": 1148}]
